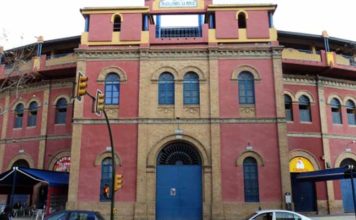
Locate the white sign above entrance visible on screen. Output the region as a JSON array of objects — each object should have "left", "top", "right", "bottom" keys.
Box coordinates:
[{"left": 160, "top": 0, "right": 198, "bottom": 8}]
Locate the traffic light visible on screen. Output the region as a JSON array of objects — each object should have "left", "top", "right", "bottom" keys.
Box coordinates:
[
  {"left": 114, "top": 174, "right": 123, "bottom": 191},
  {"left": 76, "top": 72, "right": 88, "bottom": 97},
  {"left": 102, "top": 184, "right": 111, "bottom": 199},
  {"left": 95, "top": 89, "right": 105, "bottom": 113}
]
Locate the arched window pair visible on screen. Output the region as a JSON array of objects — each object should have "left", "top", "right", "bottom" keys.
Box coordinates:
[
  {"left": 158, "top": 72, "right": 200, "bottom": 105},
  {"left": 14, "top": 101, "right": 38, "bottom": 128},
  {"left": 284, "top": 95, "right": 312, "bottom": 122},
  {"left": 331, "top": 98, "right": 356, "bottom": 125}
]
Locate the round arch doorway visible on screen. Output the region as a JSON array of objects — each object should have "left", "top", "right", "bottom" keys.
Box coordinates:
[
  {"left": 156, "top": 141, "right": 202, "bottom": 220},
  {"left": 12, "top": 159, "right": 30, "bottom": 168},
  {"left": 340, "top": 158, "right": 356, "bottom": 213}
]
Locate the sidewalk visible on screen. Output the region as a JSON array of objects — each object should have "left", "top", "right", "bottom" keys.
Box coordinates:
[{"left": 310, "top": 214, "right": 356, "bottom": 220}]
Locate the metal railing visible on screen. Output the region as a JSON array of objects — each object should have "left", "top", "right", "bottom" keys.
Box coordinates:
[
  {"left": 156, "top": 26, "right": 202, "bottom": 38},
  {"left": 46, "top": 52, "right": 73, "bottom": 60}
]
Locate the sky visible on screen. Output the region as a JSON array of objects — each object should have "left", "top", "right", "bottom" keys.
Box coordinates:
[{"left": 0, "top": 0, "right": 355, "bottom": 49}]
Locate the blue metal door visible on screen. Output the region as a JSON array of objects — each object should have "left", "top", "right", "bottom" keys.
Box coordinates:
[
  {"left": 291, "top": 173, "right": 317, "bottom": 212},
  {"left": 156, "top": 165, "right": 202, "bottom": 220},
  {"left": 341, "top": 178, "right": 356, "bottom": 213}
]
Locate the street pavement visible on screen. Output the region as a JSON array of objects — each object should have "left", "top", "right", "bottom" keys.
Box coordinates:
[
  {"left": 310, "top": 214, "right": 356, "bottom": 220},
  {"left": 12, "top": 214, "right": 356, "bottom": 220}
]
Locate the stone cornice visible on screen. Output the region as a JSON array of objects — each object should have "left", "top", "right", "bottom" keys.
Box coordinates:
[
  {"left": 284, "top": 74, "right": 356, "bottom": 90},
  {"left": 283, "top": 74, "right": 316, "bottom": 86},
  {"left": 319, "top": 77, "right": 356, "bottom": 90},
  {"left": 0, "top": 79, "right": 73, "bottom": 97},
  {"left": 0, "top": 134, "right": 72, "bottom": 144},
  {"left": 73, "top": 117, "right": 285, "bottom": 124},
  {"left": 76, "top": 45, "right": 275, "bottom": 60},
  {"left": 288, "top": 132, "right": 356, "bottom": 140}
]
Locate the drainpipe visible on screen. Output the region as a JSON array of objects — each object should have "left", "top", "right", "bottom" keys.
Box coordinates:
[
  {"left": 316, "top": 74, "right": 331, "bottom": 214},
  {"left": 9, "top": 167, "right": 17, "bottom": 213}
]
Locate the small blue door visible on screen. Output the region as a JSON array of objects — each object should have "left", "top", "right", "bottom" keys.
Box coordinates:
[
  {"left": 156, "top": 165, "right": 202, "bottom": 220},
  {"left": 291, "top": 173, "right": 317, "bottom": 212},
  {"left": 341, "top": 178, "right": 356, "bottom": 213}
]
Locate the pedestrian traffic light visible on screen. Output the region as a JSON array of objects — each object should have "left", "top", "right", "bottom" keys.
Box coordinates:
[
  {"left": 103, "top": 184, "right": 111, "bottom": 199},
  {"left": 76, "top": 72, "right": 88, "bottom": 97},
  {"left": 114, "top": 174, "right": 123, "bottom": 191},
  {"left": 95, "top": 89, "right": 105, "bottom": 113}
]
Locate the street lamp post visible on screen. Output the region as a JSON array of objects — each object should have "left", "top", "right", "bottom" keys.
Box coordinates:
[
  {"left": 102, "top": 109, "right": 116, "bottom": 220},
  {"left": 85, "top": 91, "right": 116, "bottom": 220}
]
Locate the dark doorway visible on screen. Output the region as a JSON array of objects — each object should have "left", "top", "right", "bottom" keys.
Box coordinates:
[{"left": 291, "top": 173, "right": 317, "bottom": 212}]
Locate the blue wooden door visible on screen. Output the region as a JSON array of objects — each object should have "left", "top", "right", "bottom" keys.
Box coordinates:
[
  {"left": 156, "top": 165, "right": 202, "bottom": 220},
  {"left": 341, "top": 178, "right": 356, "bottom": 213},
  {"left": 291, "top": 174, "right": 317, "bottom": 212}
]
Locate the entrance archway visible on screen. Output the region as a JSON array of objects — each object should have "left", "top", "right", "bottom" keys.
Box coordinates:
[
  {"left": 12, "top": 159, "right": 30, "bottom": 168},
  {"left": 340, "top": 158, "right": 356, "bottom": 213},
  {"left": 156, "top": 141, "right": 202, "bottom": 220},
  {"left": 289, "top": 156, "right": 317, "bottom": 212}
]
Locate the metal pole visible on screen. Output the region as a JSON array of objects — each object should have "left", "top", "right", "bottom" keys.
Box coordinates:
[
  {"left": 9, "top": 167, "right": 17, "bottom": 214},
  {"left": 103, "top": 110, "right": 116, "bottom": 220},
  {"left": 348, "top": 165, "right": 356, "bottom": 219}
]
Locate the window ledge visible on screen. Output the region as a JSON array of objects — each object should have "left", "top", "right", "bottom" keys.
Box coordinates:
[
  {"left": 158, "top": 105, "right": 174, "bottom": 107},
  {"left": 183, "top": 105, "right": 200, "bottom": 107},
  {"left": 13, "top": 127, "right": 23, "bottom": 130},
  {"left": 105, "top": 105, "right": 120, "bottom": 109},
  {"left": 54, "top": 123, "right": 66, "bottom": 126},
  {"left": 300, "top": 121, "right": 312, "bottom": 124},
  {"left": 332, "top": 123, "right": 343, "bottom": 126}
]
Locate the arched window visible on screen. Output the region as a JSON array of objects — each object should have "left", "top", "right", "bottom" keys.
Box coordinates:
[
  {"left": 183, "top": 72, "right": 200, "bottom": 105},
  {"left": 113, "top": 15, "right": 121, "bottom": 32},
  {"left": 331, "top": 98, "right": 342, "bottom": 124},
  {"left": 55, "top": 98, "right": 67, "bottom": 124},
  {"left": 14, "top": 103, "right": 24, "bottom": 128},
  {"left": 284, "top": 95, "right": 293, "bottom": 121},
  {"left": 12, "top": 159, "right": 30, "bottom": 168},
  {"left": 238, "top": 72, "right": 255, "bottom": 104},
  {"left": 346, "top": 100, "right": 356, "bottom": 125},
  {"left": 238, "top": 12, "right": 247, "bottom": 29},
  {"left": 299, "top": 95, "right": 311, "bottom": 122},
  {"left": 158, "top": 72, "right": 174, "bottom": 105},
  {"left": 243, "top": 157, "right": 259, "bottom": 202},
  {"left": 340, "top": 158, "right": 356, "bottom": 168},
  {"left": 105, "top": 73, "right": 120, "bottom": 105},
  {"left": 27, "top": 101, "right": 38, "bottom": 127},
  {"left": 100, "top": 157, "right": 112, "bottom": 201}
]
